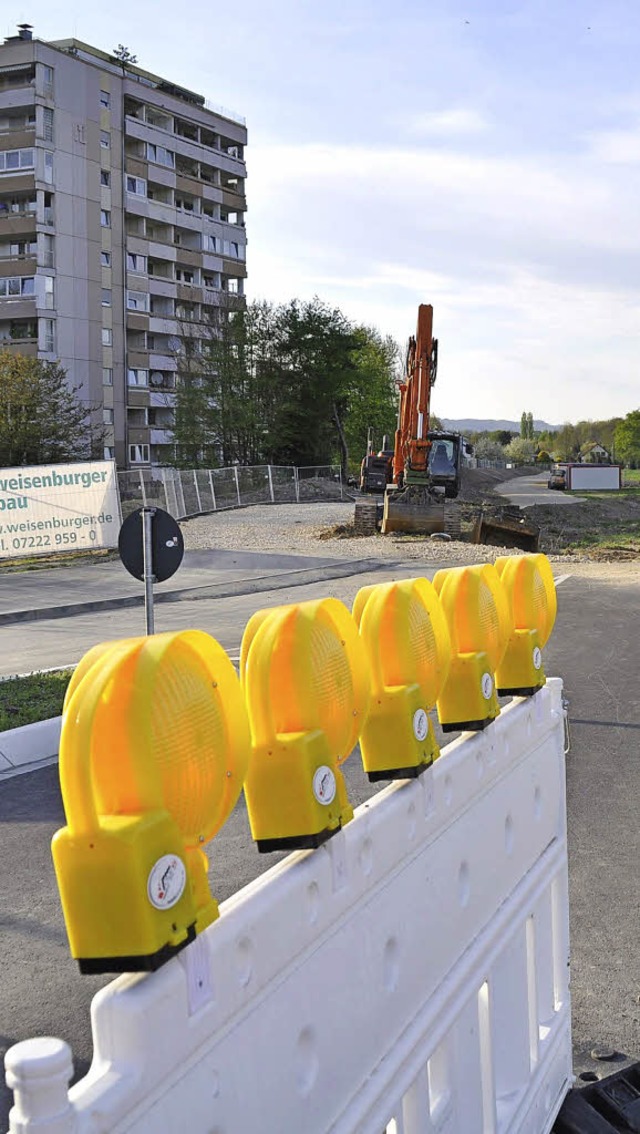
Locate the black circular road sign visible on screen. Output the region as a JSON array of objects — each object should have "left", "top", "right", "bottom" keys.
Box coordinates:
[{"left": 118, "top": 507, "right": 184, "bottom": 583}]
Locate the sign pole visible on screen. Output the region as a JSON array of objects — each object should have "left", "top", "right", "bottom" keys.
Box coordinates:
[{"left": 142, "top": 507, "right": 156, "bottom": 635}]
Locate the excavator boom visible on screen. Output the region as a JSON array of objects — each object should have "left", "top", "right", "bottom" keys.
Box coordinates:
[{"left": 382, "top": 303, "right": 446, "bottom": 535}]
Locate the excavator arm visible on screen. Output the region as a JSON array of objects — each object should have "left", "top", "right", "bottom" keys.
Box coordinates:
[
  {"left": 382, "top": 303, "right": 446, "bottom": 534},
  {"left": 393, "top": 304, "right": 438, "bottom": 486}
]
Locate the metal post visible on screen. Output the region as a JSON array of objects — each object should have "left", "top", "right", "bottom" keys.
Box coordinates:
[
  {"left": 208, "top": 469, "right": 217, "bottom": 511},
  {"left": 142, "top": 507, "right": 155, "bottom": 636},
  {"left": 193, "top": 469, "right": 202, "bottom": 513},
  {"left": 139, "top": 468, "right": 147, "bottom": 506},
  {"left": 293, "top": 466, "right": 300, "bottom": 504},
  {"left": 267, "top": 464, "right": 275, "bottom": 503},
  {"left": 234, "top": 465, "right": 241, "bottom": 506},
  {"left": 339, "top": 467, "right": 344, "bottom": 501}
]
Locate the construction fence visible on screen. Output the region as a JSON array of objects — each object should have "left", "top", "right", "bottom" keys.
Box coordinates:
[{"left": 117, "top": 464, "right": 349, "bottom": 521}]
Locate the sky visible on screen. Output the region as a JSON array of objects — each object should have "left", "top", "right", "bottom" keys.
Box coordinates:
[{"left": 7, "top": 1, "right": 640, "bottom": 423}]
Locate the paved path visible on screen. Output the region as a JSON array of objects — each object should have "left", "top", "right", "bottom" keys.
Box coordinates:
[
  {"left": 0, "top": 548, "right": 380, "bottom": 626},
  {"left": 495, "top": 471, "right": 586, "bottom": 507}
]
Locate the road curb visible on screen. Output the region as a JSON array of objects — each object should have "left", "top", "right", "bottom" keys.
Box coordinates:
[
  {"left": 0, "top": 716, "right": 61, "bottom": 780},
  {"left": 0, "top": 558, "right": 388, "bottom": 626}
]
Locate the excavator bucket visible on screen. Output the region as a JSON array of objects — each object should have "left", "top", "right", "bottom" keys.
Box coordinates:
[{"left": 382, "top": 487, "right": 445, "bottom": 535}]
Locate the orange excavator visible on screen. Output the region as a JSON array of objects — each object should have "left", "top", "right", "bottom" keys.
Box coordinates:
[{"left": 382, "top": 303, "right": 447, "bottom": 534}]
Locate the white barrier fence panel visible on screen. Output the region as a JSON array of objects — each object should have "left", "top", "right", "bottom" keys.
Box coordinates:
[{"left": 5, "top": 680, "right": 571, "bottom": 1134}]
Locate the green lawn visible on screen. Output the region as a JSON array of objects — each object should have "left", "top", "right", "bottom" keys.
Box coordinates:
[
  {"left": 0, "top": 669, "right": 73, "bottom": 731},
  {"left": 623, "top": 469, "right": 640, "bottom": 485}
]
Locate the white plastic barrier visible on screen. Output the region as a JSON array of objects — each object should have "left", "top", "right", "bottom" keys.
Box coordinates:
[{"left": 5, "top": 679, "right": 571, "bottom": 1134}]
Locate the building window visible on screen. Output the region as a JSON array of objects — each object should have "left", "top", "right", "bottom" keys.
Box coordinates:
[
  {"left": 100, "top": 251, "right": 111, "bottom": 267},
  {"left": 101, "top": 288, "right": 112, "bottom": 307},
  {"left": 42, "top": 64, "right": 54, "bottom": 94},
  {"left": 126, "top": 175, "right": 146, "bottom": 196},
  {"left": 100, "top": 90, "right": 111, "bottom": 109},
  {"left": 43, "top": 276, "right": 54, "bottom": 309},
  {"left": 103, "top": 407, "right": 114, "bottom": 424},
  {"left": 146, "top": 143, "right": 174, "bottom": 168},
  {"left": 102, "top": 367, "right": 113, "bottom": 385},
  {"left": 100, "top": 131, "right": 110, "bottom": 149},
  {"left": 0, "top": 149, "right": 34, "bottom": 173},
  {"left": 175, "top": 268, "right": 194, "bottom": 284},
  {"left": 100, "top": 169, "right": 111, "bottom": 187},
  {"left": 43, "top": 107, "right": 54, "bottom": 142},
  {"left": 129, "top": 444, "right": 150, "bottom": 464},
  {"left": 42, "top": 318, "right": 55, "bottom": 352},
  {"left": 43, "top": 152, "right": 54, "bottom": 185},
  {"left": 0, "top": 276, "right": 35, "bottom": 298},
  {"left": 104, "top": 446, "right": 114, "bottom": 460},
  {"left": 42, "top": 234, "right": 54, "bottom": 267},
  {"left": 126, "top": 252, "right": 146, "bottom": 273},
  {"left": 127, "top": 290, "right": 149, "bottom": 312},
  {"left": 100, "top": 210, "right": 111, "bottom": 227},
  {"left": 101, "top": 328, "right": 112, "bottom": 346},
  {"left": 127, "top": 368, "right": 148, "bottom": 387},
  {"left": 204, "top": 234, "right": 217, "bottom": 253}
]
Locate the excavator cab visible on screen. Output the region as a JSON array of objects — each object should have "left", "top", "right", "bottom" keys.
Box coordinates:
[{"left": 427, "top": 431, "right": 463, "bottom": 498}]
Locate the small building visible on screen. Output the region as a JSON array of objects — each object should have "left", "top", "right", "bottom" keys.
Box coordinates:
[
  {"left": 581, "top": 442, "right": 611, "bottom": 464},
  {"left": 566, "top": 463, "right": 621, "bottom": 491}
]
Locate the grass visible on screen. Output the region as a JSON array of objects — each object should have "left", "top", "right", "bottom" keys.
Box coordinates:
[
  {"left": 623, "top": 469, "right": 640, "bottom": 485},
  {"left": 0, "top": 669, "right": 73, "bottom": 731}
]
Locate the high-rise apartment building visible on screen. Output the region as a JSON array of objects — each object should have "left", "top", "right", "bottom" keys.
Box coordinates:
[{"left": 0, "top": 25, "right": 247, "bottom": 467}]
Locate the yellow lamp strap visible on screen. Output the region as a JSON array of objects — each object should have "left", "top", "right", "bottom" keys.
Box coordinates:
[{"left": 240, "top": 605, "right": 291, "bottom": 687}]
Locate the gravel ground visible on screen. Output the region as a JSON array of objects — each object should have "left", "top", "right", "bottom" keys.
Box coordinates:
[{"left": 181, "top": 501, "right": 639, "bottom": 581}]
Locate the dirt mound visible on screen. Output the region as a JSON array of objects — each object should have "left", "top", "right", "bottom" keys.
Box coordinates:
[{"left": 457, "top": 464, "right": 534, "bottom": 504}]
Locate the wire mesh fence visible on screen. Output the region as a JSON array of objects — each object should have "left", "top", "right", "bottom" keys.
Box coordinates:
[{"left": 116, "top": 464, "right": 349, "bottom": 521}]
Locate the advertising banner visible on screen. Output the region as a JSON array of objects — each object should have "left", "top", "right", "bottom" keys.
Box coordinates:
[{"left": 0, "top": 460, "right": 121, "bottom": 558}]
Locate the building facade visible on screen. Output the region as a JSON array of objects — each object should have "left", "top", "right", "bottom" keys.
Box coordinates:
[{"left": 0, "top": 25, "right": 247, "bottom": 467}]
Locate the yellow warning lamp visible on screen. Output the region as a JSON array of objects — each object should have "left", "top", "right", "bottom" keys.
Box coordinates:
[
  {"left": 493, "top": 554, "right": 557, "bottom": 696},
  {"left": 51, "top": 629, "right": 250, "bottom": 974},
  {"left": 240, "top": 598, "right": 370, "bottom": 852},
  {"left": 433, "top": 564, "right": 511, "bottom": 731},
  {"left": 353, "top": 577, "right": 452, "bottom": 780}
]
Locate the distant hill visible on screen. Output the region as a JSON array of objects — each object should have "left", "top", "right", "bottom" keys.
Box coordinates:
[{"left": 441, "top": 418, "right": 561, "bottom": 434}]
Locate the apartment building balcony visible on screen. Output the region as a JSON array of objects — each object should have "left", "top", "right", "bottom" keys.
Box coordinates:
[
  {"left": 128, "top": 427, "right": 151, "bottom": 446},
  {"left": 127, "top": 389, "right": 149, "bottom": 409},
  {"left": 149, "top": 315, "right": 178, "bottom": 336},
  {"left": 149, "top": 352, "right": 178, "bottom": 371},
  {"left": 150, "top": 388, "right": 176, "bottom": 407},
  {"left": 0, "top": 87, "right": 35, "bottom": 113},
  {"left": 0, "top": 253, "right": 36, "bottom": 275},
  {"left": 126, "top": 311, "right": 149, "bottom": 332},
  {"left": 0, "top": 335, "right": 37, "bottom": 353},
  {"left": 0, "top": 295, "right": 36, "bottom": 321},
  {"left": 150, "top": 428, "right": 174, "bottom": 445},
  {"left": 147, "top": 240, "right": 176, "bottom": 261},
  {"left": 0, "top": 209, "right": 35, "bottom": 236}
]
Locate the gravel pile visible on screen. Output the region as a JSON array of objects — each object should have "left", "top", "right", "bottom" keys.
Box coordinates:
[{"left": 181, "top": 501, "right": 584, "bottom": 567}]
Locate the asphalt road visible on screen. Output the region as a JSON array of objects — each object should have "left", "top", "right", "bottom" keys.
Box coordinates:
[
  {"left": 2, "top": 566, "right": 640, "bottom": 1127},
  {"left": 495, "top": 471, "right": 586, "bottom": 507}
]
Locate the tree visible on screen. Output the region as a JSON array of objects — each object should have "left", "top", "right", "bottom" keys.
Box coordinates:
[
  {"left": 527, "top": 411, "right": 534, "bottom": 438},
  {"left": 614, "top": 410, "right": 640, "bottom": 467},
  {"left": 113, "top": 45, "right": 138, "bottom": 66},
  {"left": 505, "top": 436, "right": 537, "bottom": 463},
  {"left": 520, "top": 411, "right": 527, "bottom": 439},
  {"left": 474, "top": 437, "right": 506, "bottom": 461},
  {"left": 0, "top": 351, "right": 102, "bottom": 466},
  {"left": 342, "top": 326, "right": 399, "bottom": 473}
]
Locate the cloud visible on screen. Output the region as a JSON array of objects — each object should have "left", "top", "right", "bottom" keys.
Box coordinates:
[
  {"left": 246, "top": 137, "right": 640, "bottom": 420},
  {"left": 404, "top": 108, "right": 490, "bottom": 136},
  {"left": 587, "top": 126, "right": 640, "bottom": 164}
]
